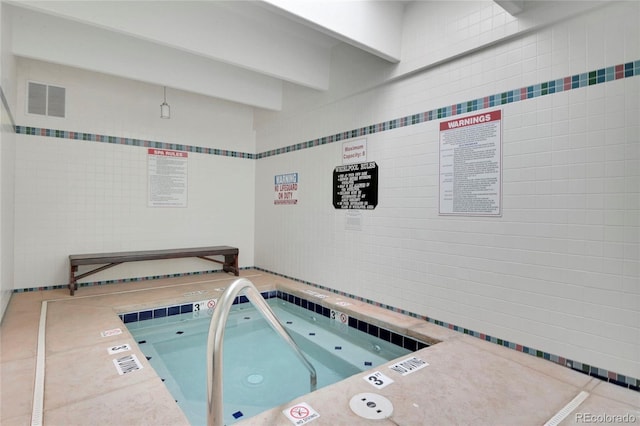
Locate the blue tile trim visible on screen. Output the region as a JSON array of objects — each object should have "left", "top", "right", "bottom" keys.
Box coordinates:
[
  {"left": 255, "top": 267, "right": 639, "bottom": 393},
  {"left": 15, "top": 60, "right": 638, "bottom": 160},
  {"left": 120, "top": 288, "right": 424, "bottom": 352},
  {"left": 152, "top": 308, "right": 167, "bottom": 318},
  {"left": 277, "top": 290, "right": 427, "bottom": 352},
  {"left": 119, "top": 290, "right": 278, "bottom": 324},
  {"left": 139, "top": 310, "right": 153, "bottom": 321}
]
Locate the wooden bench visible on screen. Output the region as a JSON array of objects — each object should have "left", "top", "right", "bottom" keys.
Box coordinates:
[{"left": 68, "top": 246, "right": 239, "bottom": 295}]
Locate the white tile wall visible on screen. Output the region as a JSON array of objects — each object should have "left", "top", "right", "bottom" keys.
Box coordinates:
[
  {"left": 254, "top": 1, "right": 639, "bottom": 380},
  {"left": 13, "top": 133, "right": 256, "bottom": 288},
  {"left": 1, "top": 1, "right": 16, "bottom": 319},
  {"left": 15, "top": 59, "right": 257, "bottom": 153},
  {"left": 12, "top": 59, "right": 256, "bottom": 289},
  {"left": 0, "top": 103, "right": 15, "bottom": 315}
]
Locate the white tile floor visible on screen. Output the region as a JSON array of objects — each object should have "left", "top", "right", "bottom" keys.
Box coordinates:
[{"left": 1, "top": 270, "right": 638, "bottom": 425}]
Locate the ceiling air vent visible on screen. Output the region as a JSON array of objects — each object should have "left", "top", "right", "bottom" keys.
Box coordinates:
[{"left": 27, "top": 81, "right": 66, "bottom": 118}]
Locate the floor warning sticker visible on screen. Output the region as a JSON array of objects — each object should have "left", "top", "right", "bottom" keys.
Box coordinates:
[
  {"left": 101, "top": 328, "right": 122, "bottom": 337},
  {"left": 107, "top": 343, "right": 131, "bottom": 355},
  {"left": 283, "top": 402, "right": 319, "bottom": 425},
  {"left": 389, "top": 356, "right": 429, "bottom": 376},
  {"left": 113, "top": 354, "right": 143, "bottom": 375}
]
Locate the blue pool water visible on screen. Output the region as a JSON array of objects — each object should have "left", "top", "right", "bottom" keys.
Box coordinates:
[{"left": 126, "top": 296, "right": 418, "bottom": 425}]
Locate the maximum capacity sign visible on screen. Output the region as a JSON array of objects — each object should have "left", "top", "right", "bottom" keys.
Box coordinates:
[{"left": 333, "top": 162, "right": 378, "bottom": 210}]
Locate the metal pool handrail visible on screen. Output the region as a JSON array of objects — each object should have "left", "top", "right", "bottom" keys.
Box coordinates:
[{"left": 206, "top": 278, "right": 318, "bottom": 426}]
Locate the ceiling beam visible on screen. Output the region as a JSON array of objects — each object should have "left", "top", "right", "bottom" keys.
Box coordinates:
[
  {"left": 494, "top": 0, "right": 525, "bottom": 16},
  {"left": 9, "top": 1, "right": 333, "bottom": 91},
  {"left": 10, "top": 5, "right": 284, "bottom": 110}
]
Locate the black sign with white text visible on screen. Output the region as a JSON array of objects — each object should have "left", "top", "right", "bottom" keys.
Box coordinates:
[{"left": 333, "top": 162, "right": 378, "bottom": 210}]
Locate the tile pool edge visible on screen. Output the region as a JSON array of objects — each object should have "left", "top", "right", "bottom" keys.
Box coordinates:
[
  {"left": 258, "top": 269, "right": 640, "bottom": 392},
  {"left": 119, "top": 288, "right": 429, "bottom": 353}
]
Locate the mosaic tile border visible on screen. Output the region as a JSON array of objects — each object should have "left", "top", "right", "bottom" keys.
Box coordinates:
[
  {"left": 257, "top": 60, "right": 639, "bottom": 158},
  {"left": 256, "top": 267, "right": 640, "bottom": 393},
  {"left": 119, "top": 289, "right": 427, "bottom": 353},
  {"left": 10, "top": 268, "right": 248, "bottom": 293},
  {"left": 15, "top": 60, "right": 640, "bottom": 160},
  {"left": 13, "top": 125, "right": 255, "bottom": 159}
]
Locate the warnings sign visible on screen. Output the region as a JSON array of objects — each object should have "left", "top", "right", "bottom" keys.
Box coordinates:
[{"left": 439, "top": 110, "right": 502, "bottom": 216}]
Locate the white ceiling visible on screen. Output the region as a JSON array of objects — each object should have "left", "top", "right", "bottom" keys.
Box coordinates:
[
  {"left": 7, "top": 0, "right": 408, "bottom": 111},
  {"left": 8, "top": 0, "right": 592, "bottom": 112}
]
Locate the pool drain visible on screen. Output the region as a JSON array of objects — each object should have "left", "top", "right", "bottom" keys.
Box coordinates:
[
  {"left": 349, "top": 393, "right": 393, "bottom": 420},
  {"left": 246, "top": 374, "right": 264, "bottom": 385}
]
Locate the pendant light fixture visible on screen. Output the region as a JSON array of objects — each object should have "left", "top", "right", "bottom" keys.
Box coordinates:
[{"left": 160, "top": 86, "right": 170, "bottom": 119}]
